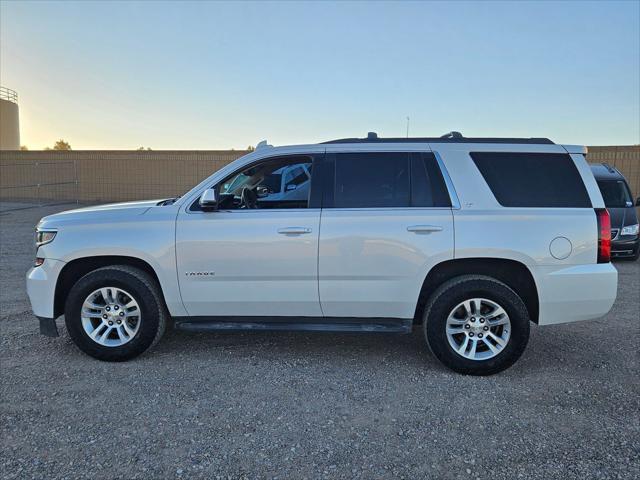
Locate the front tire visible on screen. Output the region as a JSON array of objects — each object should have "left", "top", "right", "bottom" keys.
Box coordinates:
[
  {"left": 64, "top": 265, "right": 167, "bottom": 361},
  {"left": 423, "top": 275, "right": 530, "bottom": 375}
]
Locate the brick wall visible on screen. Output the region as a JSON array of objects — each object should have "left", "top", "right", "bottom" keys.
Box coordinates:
[{"left": 1, "top": 146, "right": 639, "bottom": 204}]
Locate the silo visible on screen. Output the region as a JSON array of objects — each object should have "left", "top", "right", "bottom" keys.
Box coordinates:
[{"left": 0, "top": 87, "right": 20, "bottom": 150}]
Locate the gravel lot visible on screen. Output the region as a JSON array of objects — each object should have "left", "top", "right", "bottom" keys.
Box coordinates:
[{"left": 1, "top": 203, "right": 639, "bottom": 480}]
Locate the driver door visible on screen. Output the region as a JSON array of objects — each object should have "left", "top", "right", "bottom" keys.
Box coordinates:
[{"left": 175, "top": 153, "right": 323, "bottom": 317}]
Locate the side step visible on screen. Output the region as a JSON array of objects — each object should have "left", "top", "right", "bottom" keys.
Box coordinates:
[{"left": 174, "top": 317, "right": 412, "bottom": 334}]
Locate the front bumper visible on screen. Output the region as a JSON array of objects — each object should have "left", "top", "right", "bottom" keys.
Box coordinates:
[
  {"left": 611, "top": 236, "right": 639, "bottom": 259},
  {"left": 26, "top": 258, "right": 65, "bottom": 320}
]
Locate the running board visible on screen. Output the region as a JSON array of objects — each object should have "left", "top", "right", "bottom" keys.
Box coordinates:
[{"left": 174, "top": 317, "right": 412, "bottom": 334}]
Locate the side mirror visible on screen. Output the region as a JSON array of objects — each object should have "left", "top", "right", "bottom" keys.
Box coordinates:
[
  {"left": 636, "top": 197, "right": 640, "bottom": 207},
  {"left": 286, "top": 184, "right": 297, "bottom": 191},
  {"left": 199, "top": 188, "right": 218, "bottom": 210}
]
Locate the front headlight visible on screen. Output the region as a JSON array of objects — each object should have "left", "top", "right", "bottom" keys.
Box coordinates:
[
  {"left": 621, "top": 224, "right": 639, "bottom": 236},
  {"left": 35, "top": 230, "right": 57, "bottom": 247}
]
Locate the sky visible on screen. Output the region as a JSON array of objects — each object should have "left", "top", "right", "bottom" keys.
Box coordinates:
[{"left": 1, "top": 0, "right": 639, "bottom": 150}]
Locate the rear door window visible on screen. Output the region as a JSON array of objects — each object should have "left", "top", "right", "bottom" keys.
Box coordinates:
[
  {"left": 470, "top": 152, "right": 591, "bottom": 208},
  {"left": 410, "top": 153, "right": 452, "bottom": 208},
  {"left": 330, "top": 152, "right": 451, "bottom": 208},
  {"left": 334, "top": 152, "right": 410, "bottom": 208}
]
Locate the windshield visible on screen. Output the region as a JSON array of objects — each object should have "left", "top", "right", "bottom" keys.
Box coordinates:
[{"left": 597, "top": 180, "right": 633, "bottom": 208}]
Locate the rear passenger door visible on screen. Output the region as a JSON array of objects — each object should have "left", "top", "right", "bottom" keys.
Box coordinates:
[{"left": 318, "top": 149, "right": 455, "bottom": 319}]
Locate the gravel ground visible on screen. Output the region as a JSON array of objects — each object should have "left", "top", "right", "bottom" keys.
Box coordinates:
[{"left": 1, "top": 203, "right": 639, "bottom": 480}]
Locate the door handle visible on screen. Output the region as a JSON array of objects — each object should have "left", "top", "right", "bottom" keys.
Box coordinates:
[
  {"left": 407, "top": 225, "right": 443, "bottom": 234},
  {"left": 278, "top": 227, "right": 312, "bottom": 235}
]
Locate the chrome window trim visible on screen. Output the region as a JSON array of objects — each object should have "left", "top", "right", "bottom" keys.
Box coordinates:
[
  {"left": 320, "top": 207, "right": 454, "bottom": 212},
  {"left": 186, "top": 208, "right": 321, "bottom": 215},
  {"left": 186, "top": 206, "right": 453, "bottom": 216}
]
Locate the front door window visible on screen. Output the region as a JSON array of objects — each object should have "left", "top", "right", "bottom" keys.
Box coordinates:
[{"left": 217, "top": 156, "right": 313, "bottom": 210}]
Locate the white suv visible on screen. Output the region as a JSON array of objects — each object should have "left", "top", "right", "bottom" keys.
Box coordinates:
[{"left": 27, "top": 132, "right": 618, "bottom": 375}]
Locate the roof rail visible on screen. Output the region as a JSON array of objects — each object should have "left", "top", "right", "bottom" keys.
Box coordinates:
[
  {"left": 322, "top": 132, "right": 554, "bottom": 145},
  {"left": 440, "top": 131, "right": 464, "bottom": 139}
]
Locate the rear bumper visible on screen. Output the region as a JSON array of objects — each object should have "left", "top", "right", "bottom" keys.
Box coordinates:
[{"left": 535, "top": 263, "right": 617, "bottom": 325}]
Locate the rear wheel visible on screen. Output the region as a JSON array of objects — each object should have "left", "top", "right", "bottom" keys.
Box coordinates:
[
  {"left": 65, "top": 265, "right": 167, "bottom": 361},
  {"left": 423, "top": 275, "right": 530, "bottom": 375}
]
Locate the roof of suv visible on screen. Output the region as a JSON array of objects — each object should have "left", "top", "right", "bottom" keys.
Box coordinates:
[
  {"left": 590, "top": 163, "right": 625, "bottom": 181},
  {"left": 322, "top": 131, "right": 555, "bottom": 145}
]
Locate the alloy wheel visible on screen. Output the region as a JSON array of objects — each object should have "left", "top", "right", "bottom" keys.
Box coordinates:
[
  {"left": 80, "top": 287, "right": 141, "bottom": 347},
  {"left": 445, "top": 298, "right": 511, "bottom": 361}
]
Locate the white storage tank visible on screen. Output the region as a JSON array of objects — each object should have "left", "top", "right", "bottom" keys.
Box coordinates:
[{"left": 0, "top": 87, "right": 20, "bottom": 150}]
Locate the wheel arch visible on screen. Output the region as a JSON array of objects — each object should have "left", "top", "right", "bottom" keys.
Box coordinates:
[
  {"left": 54, "top": 255, "right": 165, "bottom": 318},
  {"left": 414, "top": 258, "right": 539, "bottom": 324}
]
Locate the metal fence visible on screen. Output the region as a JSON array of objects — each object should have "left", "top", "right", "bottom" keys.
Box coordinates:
[
  {"left": 0, "top": 160, "right": 79, "bottom": 212},
  {"left": 0, "top": 86, "right": 18, "bottom": 103}
]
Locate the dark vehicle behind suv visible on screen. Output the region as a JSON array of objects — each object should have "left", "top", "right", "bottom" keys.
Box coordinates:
[{"left": 590, "top": 163, "right": 640, "bottom": 260}]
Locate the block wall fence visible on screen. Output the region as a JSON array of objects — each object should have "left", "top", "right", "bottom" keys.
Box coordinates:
[
  {"left": 1, "top": 146, "right": 639, "bottom": 204},
  {"left": 0, "top": 150, "right": 247, "bottom": 203}
]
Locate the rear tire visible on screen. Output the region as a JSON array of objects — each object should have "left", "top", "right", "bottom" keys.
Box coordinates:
[
  {"left": 64, "top": 265, "right": 167, "bottom": 361},
  {"left": 423, "top": 275, "right": 530, "bottom": 375}
]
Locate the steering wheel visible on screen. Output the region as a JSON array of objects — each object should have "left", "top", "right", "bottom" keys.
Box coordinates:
[{"left": 241, "top": 187, "right": 258, "bottom": 209}]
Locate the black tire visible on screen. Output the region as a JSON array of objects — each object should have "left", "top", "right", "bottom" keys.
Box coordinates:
[
  {"left": 423, "top": 275, "right": 530, "bottom": 376},
  {"left": 64, "top": 265, "right": 167, "bottom": 361}
]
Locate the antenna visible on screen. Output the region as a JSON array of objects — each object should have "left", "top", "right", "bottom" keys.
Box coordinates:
[{"left": 406, "top": 117, "right": 410, "bottom": 138}]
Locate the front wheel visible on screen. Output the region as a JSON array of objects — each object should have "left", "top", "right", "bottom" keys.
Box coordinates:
[
  {"left": 65, "top": 265, "right": 167, "bottom": 361},
  {"left": 423, "top": 275, "right": 530, "bottom": 375}
]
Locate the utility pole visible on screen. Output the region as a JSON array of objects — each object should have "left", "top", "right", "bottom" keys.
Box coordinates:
[{"left": 406, "top": 116, "right": 410, "bottom": 138}]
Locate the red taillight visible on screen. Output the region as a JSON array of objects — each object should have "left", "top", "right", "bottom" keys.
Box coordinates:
[{"left": 595, "top": 208, "right": 611, "bottom": 263}]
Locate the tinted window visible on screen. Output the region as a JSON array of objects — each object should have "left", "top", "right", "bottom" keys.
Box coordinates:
[
  {"left": 332, "top": 152, "right": 451, "bottom": 208},
  {"left": 334, "top": 152, "right": 409, "bottom": 208},
  {"left": 411, "top": 153, "right": 452, "bottom": 207},
  {"left": 597, "top": 180, "right": 633, "bottom": 208},
  {"left": 470, "top": 152, "right": 591, "bottom": 208}
]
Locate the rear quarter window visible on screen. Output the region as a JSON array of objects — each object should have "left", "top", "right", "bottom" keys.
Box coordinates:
[{"left": 470, "top": 152, "right": 592, "bottom": 208}]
